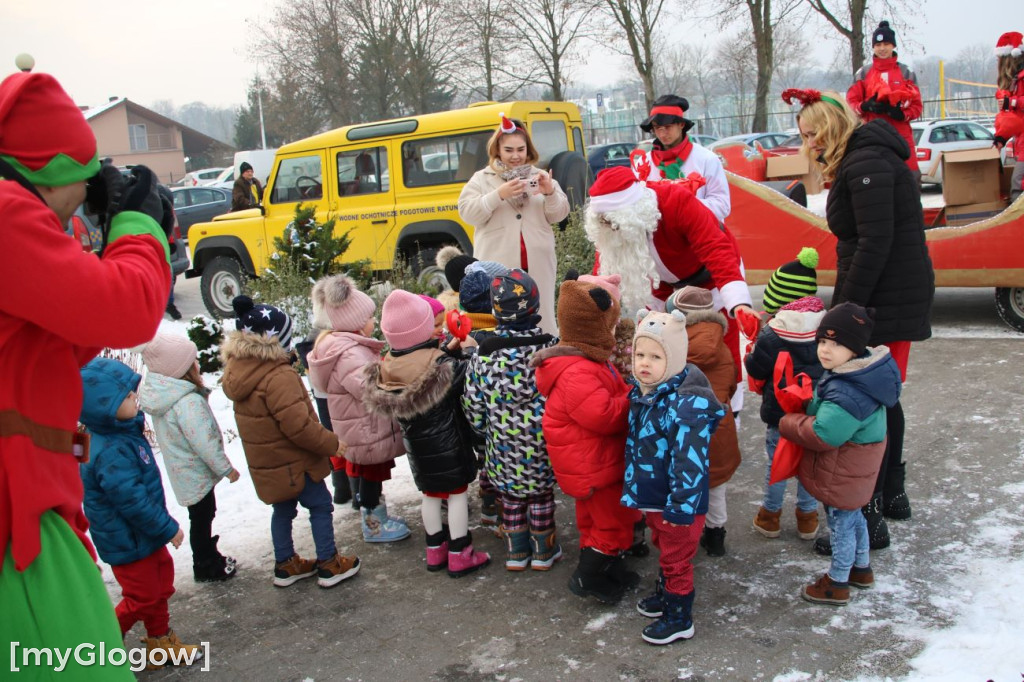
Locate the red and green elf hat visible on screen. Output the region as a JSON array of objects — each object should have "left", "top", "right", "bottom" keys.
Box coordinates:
[{"left": 0, "top": 72, "right": 99, "bottom": 187}]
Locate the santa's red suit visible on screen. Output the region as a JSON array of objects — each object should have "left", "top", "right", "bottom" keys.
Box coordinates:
[
  {"left": 847, "top": 55, "right": 923, "bottom": 172},
  {"left": 994, "top": 32, "right": 1024, "bottom": 201}
]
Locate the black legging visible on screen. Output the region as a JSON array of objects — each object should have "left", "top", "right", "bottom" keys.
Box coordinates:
[
  {"left": 188, "top": 489, "right": 217, "bottom": 563},
  {"left": 873, "top": 400, "right": 905, "bottom": 496}
]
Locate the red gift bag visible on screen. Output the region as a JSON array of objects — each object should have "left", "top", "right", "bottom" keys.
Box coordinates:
[{"left": 768, "top": 352, "right": 814, "bottom": 485}]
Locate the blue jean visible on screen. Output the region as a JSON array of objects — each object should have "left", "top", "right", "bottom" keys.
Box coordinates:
[
  {"left": 825, "top": 505, "right": 869, "bottom": 583},
  {"left": 270, "top": 475, "right": 336, "bottom": 563},
  {"left": 762, "top": 427, "right": 818, "bottom": 512}
]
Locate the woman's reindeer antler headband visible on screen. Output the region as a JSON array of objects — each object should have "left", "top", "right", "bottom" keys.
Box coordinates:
[{"left": 781, "top": 88, "right": 845, "bottom": 111}]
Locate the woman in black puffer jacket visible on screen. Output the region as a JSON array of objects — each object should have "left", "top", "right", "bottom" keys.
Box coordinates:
[{"left": 793, "top": 90, "right": 935, "bottom": 554}]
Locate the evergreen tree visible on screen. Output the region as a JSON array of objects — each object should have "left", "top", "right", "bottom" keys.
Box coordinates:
[
  {"left": 271, "top": 203, "right": 363, "bottom": 280},
  {"left": 186, "top": 315, "right": 225, "bottom": 373}
]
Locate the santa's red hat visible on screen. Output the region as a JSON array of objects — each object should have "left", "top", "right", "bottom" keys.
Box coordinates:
[
  {"left": 498, "top": 112, "right": 517, "bottom": 134},
  {"left": 0, "top": 72, "right": 98, "bottom": 186},
  {"left": 995, "top": 32, "right": 1023, "bottom": 57},
  {"left": 588, "top": 166, "right": 647, "bottom": 213}
]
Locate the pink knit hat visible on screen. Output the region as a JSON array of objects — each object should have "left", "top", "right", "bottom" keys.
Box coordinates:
[
  {"left": 312, "top": 274, "right": 376, "bottom": 332},
  {"left": 577, "top": 273, "right": 622, "bottom": 302},
  {"left": 140, "top": 332, "right": 197, "bottom": 379},
  {"left": 381, "top": 289, "right": 436, "bottom": 350},
  {"left": 419, "top": 295, "right": 445, "bottom": 317}
]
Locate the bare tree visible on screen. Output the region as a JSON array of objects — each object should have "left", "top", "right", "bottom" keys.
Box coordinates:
[
  {"left": 601, "top": 0, "right": 668, "bottom": 108},
  {"left": 803, "top": 0, "right": 922, "bottom": 77},
  {"left": 394, "top": 0, "right": 461, "bottom": 114},
  {"left": 714, "top": 33, "right": 758, "bottom": 135},
  {"left": 504, "top": 0, "right": 602, "bottom": 100},
  {"left": 452, "top": 0, "right": 539, "bottom": 102}
]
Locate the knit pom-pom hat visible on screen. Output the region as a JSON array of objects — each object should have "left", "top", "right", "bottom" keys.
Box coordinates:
[
  {"left": 311, "top": 274, "right": 376, "bottom": 332},
  {"left": 232, "top": 295, "right": 293, "bottom": 349},
  {"left": 763, "top": 247, "right": 819, "bottom": 314}
]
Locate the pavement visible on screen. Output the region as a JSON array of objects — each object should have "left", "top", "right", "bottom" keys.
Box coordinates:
[{"left": 141, "top": 279, "right": 1024, "bottom": 681}]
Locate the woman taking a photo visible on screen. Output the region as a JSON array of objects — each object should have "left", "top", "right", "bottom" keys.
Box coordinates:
[
  {"left": 786, "top": 88, "right": 934, "bottom": 553},
  {"left": 458, "top": 115, "right": 569, "bottom": 334}
]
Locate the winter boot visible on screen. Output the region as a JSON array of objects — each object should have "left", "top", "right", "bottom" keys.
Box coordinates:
[
  {"left": 164, "top": 302, "right": 182, "bottom": 321},
  {"left": 795, "top": 509, "right": 819, "bottom": 540},
  {"left": 529, "top": 528, "right": 563, "bottom": 571},
  {"left": 425, "top": 529, "right": 449, "bottom": 572},
  {"left": 641, "top": 591, "right": 696, "bottom": 645},
  {"left": 700, "top": 526, "right": 726, "bottom": 557},
  {"left": 752, "top": 507, "right": 782, "bottom": 538},
  {"left": 863, "top": 493, "right": 891, "bottom": 550},
  {"left": 568, "top": 547, "right": 625, "bottom": 604},
  {"left": 447, "top": 532, "right": 491, "bottom": 578},
  {"left": 605, "top": 553, "right": 641, "bottom": 589},
  {"left": 801, "top": 573, "right": 850, "bottom": 605},
  {"left": 626, "top": 518, "right": 650, "bottom": 557},
  {"left": 848, "top": 565, "right": 875, "bottom": 589},
  {"left": 636, "top": 572, "right": 665, "bottom": 618},
  {"left": 479, "top": 492, "right": 500, "bottom": 528},
  {"left": 316, "top": 553, "right": 360, "bottom": 588},
  {"left": 503, "top": 528, "right": 532, "bottom": 571},
  {"left": 348, "top": 476, "right": 362, "bottom": 510},
  {"left": 883, "top": 461, "right": 912, "bottom": 520},
  {"left": 273, "top": 554, "right": 317, "bottom": 587},
  {"left": 193, "top": 538, "right": 237, "bottom": 582},
  {"left": 362, "top": 503, "right": 411, "bottom": 543},
  {"left": 331, "top": 470, "right": 352, "bottom": 506},
  {"left": 142, "top": 629, "right": 201, "bottom": 669}
]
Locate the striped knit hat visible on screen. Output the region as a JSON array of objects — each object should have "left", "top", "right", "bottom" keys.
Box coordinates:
[{"left": 763, "top": 247, "right": 819, "bottom": 314}]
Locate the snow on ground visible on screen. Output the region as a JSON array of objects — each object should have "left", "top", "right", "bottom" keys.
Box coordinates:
[
  {"left": 91, "top": 317, "right": 1024, "bottom": 681},
  {"left": 803, "top": 187, "right": 946, "bottom": 218}
]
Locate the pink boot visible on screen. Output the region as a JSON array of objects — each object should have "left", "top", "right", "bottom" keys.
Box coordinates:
[
  {"left": 425, "top": 530, "right": 448, "bottom": 572},
  {"left": 447, "top": 532, "right": 490, "bottom": 578}
]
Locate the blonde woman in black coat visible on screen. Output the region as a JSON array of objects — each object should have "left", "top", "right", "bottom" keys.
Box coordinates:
[{"left": 788, "top": 88, "right": 935, "bottom": 554}]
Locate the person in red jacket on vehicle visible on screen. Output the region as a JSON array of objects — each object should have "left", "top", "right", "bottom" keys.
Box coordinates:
[
  {"left": 0, "top": 71, "right": 172, "bottom": 678},
  {"left": 994, "top": 31, "right": 1024, "bottom": 203},
  {"left": 531, "top": 276, "right": 642, "bottom": 606},
  {"left": 846, "top": 21, "right": 924, "bottom": 179}
]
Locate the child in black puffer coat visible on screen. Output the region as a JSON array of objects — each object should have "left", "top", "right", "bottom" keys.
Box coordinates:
[{"left": 363, "top": 289, "right": 491, "bottom": 578}]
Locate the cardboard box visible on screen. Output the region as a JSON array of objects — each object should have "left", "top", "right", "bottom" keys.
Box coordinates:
[
  {"left": 764, "top": 154, "right": 823, "bottom": 195},
  {"left": 941, "top": 148, "right": 1002, "bottom": 206},
  {"left": 944, "top": 199, "right": 1008, "bottom": 227}
]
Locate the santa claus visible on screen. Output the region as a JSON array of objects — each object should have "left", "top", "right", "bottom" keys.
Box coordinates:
[{"left": 584, "top": 166, "right": 759, "bottom": 410}]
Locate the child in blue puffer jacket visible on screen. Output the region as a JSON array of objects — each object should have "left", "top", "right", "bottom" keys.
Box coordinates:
[
  {"left": 622, "top": 310, "right": 724, "bottom": 647},
  {"left": 79, "top": 357, "right": 200, "bottom": 667}
]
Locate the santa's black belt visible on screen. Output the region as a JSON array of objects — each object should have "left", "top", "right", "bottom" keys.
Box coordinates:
[{"left": 670, "top": 266, "right": 711, "bottom": 289}]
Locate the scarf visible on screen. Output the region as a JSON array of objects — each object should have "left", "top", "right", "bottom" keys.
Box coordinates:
[
  {"left": 651, "top": 136, "right": 694, "bottom": 179},
  {"left": 496, "top": 161, "right": 533, "bottom": 209}
]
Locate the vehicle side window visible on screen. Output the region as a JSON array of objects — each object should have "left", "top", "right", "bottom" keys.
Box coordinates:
[
  {"left": 271, "top": 156, "right": 323, "bottom": 203},
  {"left": 336, "top": 147, "right": 389, "bottom": 196},
  {"left": 572, "top": 127, "right": 584, "bottom": 155},
  {"left": 929, "top": 126, "right": 950, "bottom": 144},
  {"left": 401, "top": 132, "right": 492, "bottom": 187},
  {"left": 966, "top": 123, "right": 993, "bottom": 141},
  {"left": 172, "top": 191, "right": 188, "bottom": 209},
  {"left": 192, "top": 188, "right": 215, "bottom": 204},
  {"left": 531, "top": 120, "right": 570, "bottom": 168},
  {"left": 606, "top": 146, "right": 624, "bottom": 160}
]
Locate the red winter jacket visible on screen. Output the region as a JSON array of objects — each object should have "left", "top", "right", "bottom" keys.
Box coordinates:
[
  {"left": 0, "top": 181, "right": 170, "bottom": 571},
  {"left": 996, "top": 69, "right": 1024, "bottom": 163},
  {"left": 531, "top": 346, "right": 630, "bottom": 499},
  {"left": 847, "top": 56, "right": 923, "bottom": 172}
]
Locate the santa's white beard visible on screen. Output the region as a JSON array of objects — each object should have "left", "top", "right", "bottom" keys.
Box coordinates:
[{"left": 584, "top": 190, "right": 662, "bottom": 317}]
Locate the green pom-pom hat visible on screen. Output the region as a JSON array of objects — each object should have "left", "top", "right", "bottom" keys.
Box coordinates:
[{"left": 763, "top": 247, "right": 819, "bottom": 314}]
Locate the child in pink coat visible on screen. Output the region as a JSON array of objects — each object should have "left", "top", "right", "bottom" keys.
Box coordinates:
[{"left": 307, "top": 275, "right": 411, "bottom": 543}]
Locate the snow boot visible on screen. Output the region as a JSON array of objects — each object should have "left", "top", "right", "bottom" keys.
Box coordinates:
[
  {"left": 331, "top": 470, "right": 352, "bottom": 506},
  {"left": 425, "top": 529, "right": 448, "bottom": 572},
  {"left": 636, "top": 571, "right": 665, "bottom": 618},
  {"left": 883, "top": 461, "right": 912, "bottom": 520},
  {"left": 361, "top": 503, "right": 411, "bottom": 543},
  {"left": 529, "top": 528, "right": 563, "bottom": 571},
  {"left": 700, "top": 526, "right": 726, "bottom": 556},
  {"left": 348, "top": 476, "right": 362, "bottom": 510},
  {"left": 316, "top": 553, "right": 360, "bottom": 588},
  {"left": 479, "top": 491, "right": 500, "bottom": 529},
  {"left": 193, "top": 535, "right": 237, "bottom": 582},
  {"left": 795, "top": 509, "right": 819, "bottom": 540},
  {"left": 568, "top": 547, "right": 625, "bottom": 605},
  {"left": 447, "top": 531, "right": 491, "bottom": 578},
  {"left": 605, "top": 553, "right": 641, "bottom": 589},
  {"left": 625, "top": 518, "right": 650, "bottom": 557},
  {"left": 504, "top": 527, "right": 532, "bottom": 571},
  {"left": 752, "top": 507, "right": 782, "bottom": 538},
  {"left": 142, "top": 628, "right": 201, "bottom": 669},
  {"left": 848, "top": 565, "right": 875, "bottom": 589},
  {"left": 641, "top": 591, "right": 695, "bottom": 645},
  {"left": 801, "top": 573, "right": 849, "bottom": 605}
]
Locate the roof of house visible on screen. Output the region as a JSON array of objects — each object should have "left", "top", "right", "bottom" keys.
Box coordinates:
[{"left": 83, "top": 98, "right": 230, "bottom": 151}]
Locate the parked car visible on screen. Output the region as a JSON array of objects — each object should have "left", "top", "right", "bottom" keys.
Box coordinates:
[
  {"left": 690, "top": 134, "right": 718, "bottom": 147},
  {"left": 587, "top": 142, "right": 634, "bottom": 177},
  {"left": 171, "top": 187, "right": 232, "bottom": 241},
  {"left": 209, "top": 166, "right": 235, "bottom": 189},
  {"left": 769, "top": 133, "right": 804, "bottom": 156},
  {"left": 181, "top": 167, "right": 226, "bottom": 187},
  {"left": 708, "top": 132, "right": 792, "bottom": 152},
  {"left": 912, "top": 119, "right": 997, "bottom": 185}
]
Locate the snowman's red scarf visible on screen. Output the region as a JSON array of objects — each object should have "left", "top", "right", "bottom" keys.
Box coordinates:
[{"left": 652, "top": 136, "right": 694, "bottom": 170}]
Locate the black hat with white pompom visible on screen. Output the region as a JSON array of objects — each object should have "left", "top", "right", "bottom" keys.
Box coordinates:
[{"left": 232, "top": 295, "right": 293, "bottom": 350}]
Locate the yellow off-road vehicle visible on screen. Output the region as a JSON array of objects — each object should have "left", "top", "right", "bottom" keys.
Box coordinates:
[{"left": 186, "top": 101, "right": 588, "bottom": 317}]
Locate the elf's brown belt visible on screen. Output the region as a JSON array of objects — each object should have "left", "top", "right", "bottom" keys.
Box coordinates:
[{"left": 0, "top": 410, "right": 75, "bottom": 454}]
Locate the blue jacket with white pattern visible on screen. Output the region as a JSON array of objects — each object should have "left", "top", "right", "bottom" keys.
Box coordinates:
[{"left": 621, "top": 364, "right": 725, "bottom": 525}]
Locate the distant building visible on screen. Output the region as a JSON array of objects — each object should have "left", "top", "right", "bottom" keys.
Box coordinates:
[{"left": 82, "top": 98, "right": 232, "bottom": 184}]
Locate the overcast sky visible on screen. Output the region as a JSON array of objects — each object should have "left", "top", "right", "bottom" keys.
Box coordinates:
[{"left": 0, "top": 0, "right": 1009, "bottom": 111}]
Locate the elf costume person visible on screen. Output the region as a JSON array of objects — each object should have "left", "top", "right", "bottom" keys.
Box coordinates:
[
  {"left": 0, "top": 72, "right": 171, "bottom": 678},
  {"left": 633, "top": 95, "right": 731, "bottom": 223},
  {"left": 846, "top": 21, "right": 923, "bottom": 175},
  {"left": 993, "top": 31, "right": 1024, "bottom": 203}
]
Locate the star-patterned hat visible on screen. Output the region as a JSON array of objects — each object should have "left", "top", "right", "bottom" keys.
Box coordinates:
[
  {"left": 232, "top": 295, "right": 293, "bottom": 349},
  {"left": 491, "top": 268, "right": 541, "bottom": 330}
]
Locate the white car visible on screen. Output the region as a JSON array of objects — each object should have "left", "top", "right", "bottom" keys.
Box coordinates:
[
  {"left": 912, "top": 120, "right": 996, "bottom": 185},
  {"left": 180, "top": 167, "right": 227, "bottom": 187}
]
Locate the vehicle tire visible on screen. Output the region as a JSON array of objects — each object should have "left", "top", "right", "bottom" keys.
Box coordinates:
[
  {"left": 994, "top": 287, "right": 1024, "bottom": 333},
  {"left": 200, "top": 256, "right": 245, "bottom": 318},
  {"left": 548, "top": 151, "right": 593, "bottom": 230}
]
